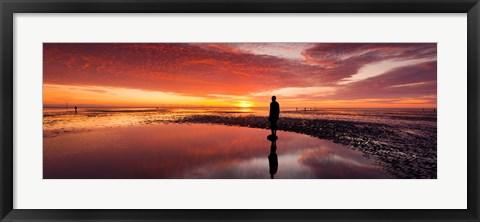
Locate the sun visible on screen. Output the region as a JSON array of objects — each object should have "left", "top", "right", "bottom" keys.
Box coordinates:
[{"left": 234, "top": 101, "right": 254, "bottom": 108}]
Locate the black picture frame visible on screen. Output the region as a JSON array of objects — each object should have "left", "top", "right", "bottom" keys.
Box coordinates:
[{"left": 1, "top": 0, "right": 479, "bottom": 221}]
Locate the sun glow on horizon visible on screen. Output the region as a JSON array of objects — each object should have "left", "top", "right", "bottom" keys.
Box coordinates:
[
  {"left": 234, "top": 101, "right": 254, "bottom": 108},
  {"left": 43, "top": 83, "right": 436, "bottom": 109}
]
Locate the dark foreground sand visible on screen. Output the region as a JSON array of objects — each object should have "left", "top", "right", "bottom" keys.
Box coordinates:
[{"left": 172, "top": 115, "right": 436, "bottom": 179}]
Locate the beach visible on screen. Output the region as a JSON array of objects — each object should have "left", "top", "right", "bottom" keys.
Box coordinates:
[{"left": 43, "top": 107, "right": 436, "bottom": 179}]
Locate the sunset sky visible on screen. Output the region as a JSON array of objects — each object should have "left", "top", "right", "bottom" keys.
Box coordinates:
[{"left": 43, "top": 43, "right": 437, "bottom": 108}]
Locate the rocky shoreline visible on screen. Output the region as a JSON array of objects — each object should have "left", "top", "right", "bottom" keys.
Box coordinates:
[{"left": 174, "top": 114, "right": 437, "bottom": 179}]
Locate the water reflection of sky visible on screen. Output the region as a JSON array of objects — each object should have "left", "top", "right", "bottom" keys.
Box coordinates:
[{"left": 44, "top": 123, "right": 390, "bottom": 179}]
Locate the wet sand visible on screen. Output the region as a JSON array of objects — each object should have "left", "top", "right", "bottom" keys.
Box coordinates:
[{"left": 43, "top": 108, "right": 436, "bottom": 179}]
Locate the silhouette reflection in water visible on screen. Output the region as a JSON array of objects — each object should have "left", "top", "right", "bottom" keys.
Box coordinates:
[{"left": 267, "top": 134, "right": 278, "bottom": 179}]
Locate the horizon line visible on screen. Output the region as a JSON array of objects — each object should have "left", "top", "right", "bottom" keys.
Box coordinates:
[{"left": 43, "top": 106, "right": 438, "bottom": 109}]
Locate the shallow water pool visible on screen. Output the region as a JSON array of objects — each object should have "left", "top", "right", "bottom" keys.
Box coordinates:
[{"left": 44, "top": 123, "right": 390, "bottom": 179}]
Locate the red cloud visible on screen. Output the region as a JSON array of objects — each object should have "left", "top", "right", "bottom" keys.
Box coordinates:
[{"left": 43, "top": 43, "right": 437, "bottom": 104}]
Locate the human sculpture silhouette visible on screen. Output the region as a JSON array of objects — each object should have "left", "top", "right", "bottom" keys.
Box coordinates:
[
  {"left": 269, "top": 96, "right": 280, "bottom": 135},
  {"left": 268, "top": 136, "right": 278, "bottom": 179}
]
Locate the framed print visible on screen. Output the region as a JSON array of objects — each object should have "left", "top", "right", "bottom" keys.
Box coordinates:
[{"left": 1, "top": 0, "right": 479, "bottom": 221}]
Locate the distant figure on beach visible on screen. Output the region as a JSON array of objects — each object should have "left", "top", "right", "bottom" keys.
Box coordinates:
[
  {"left": 74, "top": 106, "right": 77, "bottom": 114},
  {"left": 269, "top": 96, "right": 280, "bottom": 135},
  {"left": 268, "top": 136, "right": 278, "bottom": 179}
]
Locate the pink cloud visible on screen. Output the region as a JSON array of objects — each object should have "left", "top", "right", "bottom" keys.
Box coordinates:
[{"left": 327, "top": 61, "right": 437, "bottom": 100}]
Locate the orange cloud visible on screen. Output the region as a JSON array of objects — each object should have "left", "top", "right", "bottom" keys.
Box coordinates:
[{"left": 43, "top": 43, "right": 437, "bottom": 108}]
